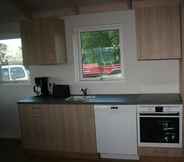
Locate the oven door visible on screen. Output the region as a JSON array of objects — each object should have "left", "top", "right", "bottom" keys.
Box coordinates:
[{"left": 138, "top": 113, "right": 182, "bottom": 148}]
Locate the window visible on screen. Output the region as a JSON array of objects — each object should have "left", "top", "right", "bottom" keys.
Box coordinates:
[
  {"left": 0, "top": 38, "right": 30, "bottom": 82},
  {"left": 76, "top": 25, "right": 123, "bottom": 81}
]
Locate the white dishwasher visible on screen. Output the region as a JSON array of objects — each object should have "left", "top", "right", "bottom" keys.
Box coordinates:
[{"left": 94, "top": 105, "right": 138, "bottom": 160}]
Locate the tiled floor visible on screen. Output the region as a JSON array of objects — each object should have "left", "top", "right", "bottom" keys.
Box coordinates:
[{"left": 0, "top": 139, "right": 184, "bottom": 162}]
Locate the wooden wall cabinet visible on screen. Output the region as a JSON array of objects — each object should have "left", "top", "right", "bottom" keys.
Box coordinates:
[
  {"left": 179, "top": 0, "right": 184, "bottom": 148},
  {"left": 134, "top": 0, "right": 181, "bottom": 60},
  {"left": 18, "top": 104, "right": 97, "bottom": 154},
  {"left": 21, "top": 18, "right": 66, "bottom": 65}
]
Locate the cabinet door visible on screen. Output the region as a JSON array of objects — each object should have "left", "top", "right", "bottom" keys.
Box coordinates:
[
  {"left": 19, "top": 104, "right": 58, "bottom": 150},
  {"left": 19, "top": 104, "right": 97, "bottom": 154},
  {"left": 39, "top": 19, "right": 57, "bottom": 64},
  {"left": 62, "top": 104, "right": 97, "bottom": 153},
  {"left": 95, "top": 105, "right": 137, "bottom": 158},
  {"left": 21, "top": 20, "right": 41, "bottom": 65},
  {"left": 19, "top": 104, "right": 45, "bottom": 149},
  {"left": 21, "top": 18, "right": 66, "bottom": 65},
  {"left": 48, "top": 105, "right": 65, "bottom": 151},
  {"left": 134, "top": 0, "right": 181, "bottom": 60},
  {"left": 40, "top": 19, "right": 66, "bottom": 64}
]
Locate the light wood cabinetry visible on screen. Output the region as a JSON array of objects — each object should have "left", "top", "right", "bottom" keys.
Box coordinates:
[
  {"left": 180, "top": 0, "right": 184, "bottom": 147},
  {"left": 180, "top": 0, "right": 184, "bottom": 99},
  {"left": 18, "top": 104, "right": 97, "bottom": 154},
  {"left": 21, "top": 18, "right": 66, "bottom": 65},
  {"left": 60, "top": 104, "right": 97, "bottom": 153},
  {"left": 134, "top": 0, "right": 181, "bottom": 60},
  {"left": 18, "top": 104, "right": 57, "bottom": 150}
]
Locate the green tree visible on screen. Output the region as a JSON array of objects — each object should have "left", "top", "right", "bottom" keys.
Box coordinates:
[
  {"left": 80, "top": 30, "right": 120, "bottom": 65},
  {"left": 81, "top": 30, "right": 119, "bottom": 49},
  {"left": 0, "top": 43, "right": 8, "bottom": 65}
]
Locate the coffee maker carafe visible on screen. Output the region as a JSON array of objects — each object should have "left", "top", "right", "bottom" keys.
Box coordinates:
[{"left": 33, "top": 77, "right": 49, "bottom": 96}]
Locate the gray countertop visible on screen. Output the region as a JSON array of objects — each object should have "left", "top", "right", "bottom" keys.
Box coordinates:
[{"left": 18, "top": 94, "right": 182, "bottom": 105}]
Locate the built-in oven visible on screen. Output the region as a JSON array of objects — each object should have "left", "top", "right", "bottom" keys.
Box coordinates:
[{"left": 137, "top": 105, "right": 183, "bottom": 148}]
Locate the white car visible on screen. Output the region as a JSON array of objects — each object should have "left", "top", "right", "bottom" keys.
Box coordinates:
[{"left": 1, "top": 65, "right": 29, "bottom": 81}]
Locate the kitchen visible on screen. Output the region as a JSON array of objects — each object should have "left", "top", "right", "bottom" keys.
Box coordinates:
[{"left": 0, "top": 0, "right": 184, "bottom": 162}]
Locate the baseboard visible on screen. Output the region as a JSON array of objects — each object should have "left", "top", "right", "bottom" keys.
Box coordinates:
[
  {"left": 100, "top": 153, "right": 139, "bottom": 160},
  {"left": 24, "top": 149, "right": 99, "bottom": 160},
  {"left": 0, "top": 134, "right": 21, "bottom": 139},
  {"left": 138, "top": 147, "right": 184, "bottom": 157}
]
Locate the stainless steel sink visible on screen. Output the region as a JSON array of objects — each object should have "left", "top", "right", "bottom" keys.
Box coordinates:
[{"left": 65, "top": 96, "right": 96, "bottom": 102}]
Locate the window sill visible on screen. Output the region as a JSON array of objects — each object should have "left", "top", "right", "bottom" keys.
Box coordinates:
[
  {"left": 77, "top": 77, "right": 126, "bottom": 84},
  {"left": 0, "top": 80, "right": 32, "bottom": 86}
]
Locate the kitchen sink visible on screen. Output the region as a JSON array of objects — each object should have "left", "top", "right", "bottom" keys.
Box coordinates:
[{"left": 65, "top": 95, "right": 96, "bottom": 102}]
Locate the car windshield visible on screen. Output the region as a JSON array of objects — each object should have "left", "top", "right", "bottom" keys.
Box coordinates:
[{"left": 10, "top": 67, "right": 25, "bottom": 80}]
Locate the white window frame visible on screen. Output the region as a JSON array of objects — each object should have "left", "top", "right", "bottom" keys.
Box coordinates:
[{"left": 73, "top": 24, "right": 125, "bottom": 82}]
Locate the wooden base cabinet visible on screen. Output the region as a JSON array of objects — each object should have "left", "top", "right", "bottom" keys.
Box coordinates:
[
  {"left": 58, "top": 104, "right": 97, "bottom": 153},
  {"left": 18, "top": 104, "right": 97, "bottom": 156},
  {"left": 179, "top": 0, "right": 184, "bottom": 148}
]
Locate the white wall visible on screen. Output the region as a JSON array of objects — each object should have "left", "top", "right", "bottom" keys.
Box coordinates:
[
  {"left": 31, "top": 11, "right": 179, "bottom": 94},
  {"left": 0, "top": 84, "right": 33, "bottom": 138},
  {"left": 0, "top": 10, "right": 180, "bottom": 138},
  {"left": 0, "top": 19, "right": 33, "bottom": 138},
  {"left": 0, "top": 22, "right": 20, "bottom": 39}
]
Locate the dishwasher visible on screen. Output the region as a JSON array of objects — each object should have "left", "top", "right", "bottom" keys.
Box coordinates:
[{"left": 94, "top": 105, "right": 138, "bottom": 160}]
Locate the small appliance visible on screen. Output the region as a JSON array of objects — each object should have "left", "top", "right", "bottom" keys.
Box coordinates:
[
  {"left": 33, "top": 77, "right": 50, "bottom": 96},
  {"left": 52, "top": 84, "right": 70, "bottom": 98}
]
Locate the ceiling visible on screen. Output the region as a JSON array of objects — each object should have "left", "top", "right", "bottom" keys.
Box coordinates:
[
  {"left": 0, "top": 0, "right": 128, "bottom": 22},
  {"left": 13, "top": 0, "right": 125, "bottom": 12}
]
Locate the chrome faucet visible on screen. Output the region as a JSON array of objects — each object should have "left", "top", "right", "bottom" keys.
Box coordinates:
[{"left": 81, "top": 88, "right": 88, "bottom": 96}]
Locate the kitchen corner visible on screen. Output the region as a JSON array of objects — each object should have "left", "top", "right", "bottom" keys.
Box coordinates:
[{"left": 0, "top": 0, "right": 184, "bottom": 162}]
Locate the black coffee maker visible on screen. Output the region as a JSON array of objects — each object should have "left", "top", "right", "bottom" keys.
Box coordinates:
[{"left": 33, "top": 77, "right": 49, "bottom": 96}]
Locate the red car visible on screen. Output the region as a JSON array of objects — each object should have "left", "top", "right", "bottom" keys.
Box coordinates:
[{"left": 83, "top": 64, "right": 121, "bottom": 77}]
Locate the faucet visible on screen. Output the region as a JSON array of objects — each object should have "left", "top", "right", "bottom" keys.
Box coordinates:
[{"left": 81, "top": 88, "right": 88, "bottom": 96}]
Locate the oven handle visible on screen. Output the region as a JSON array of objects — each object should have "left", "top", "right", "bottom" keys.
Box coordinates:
[
  {"left": 139, "top": 116, "right": 180, "bottom": 118},
  {"left": 139, "top": 112, "right": 179, "bottom": 116}
]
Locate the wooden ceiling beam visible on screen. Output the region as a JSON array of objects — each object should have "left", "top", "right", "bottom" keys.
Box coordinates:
[
  {"left": 133, "top": 0, "right": 181, "bottom": 8},
  {"left": 127, "top": 0, "right": 133, "bottom": 9},
  {"left": 10, "top": 0, "right": 32, "bottom": 19},
  {"left": 71, "top": 0, "right": 80, "bottom": 15}
]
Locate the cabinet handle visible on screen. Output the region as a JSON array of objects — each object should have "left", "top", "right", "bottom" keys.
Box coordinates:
[
  {"left": 32, "top": 114, "right": 41, "bottom": 118},
  {"left": 32, "top": 107, "right": 41, "bottom": 117},
  {"left": 32, "top": 107, "right": 41, "bottom": 112},
  {"left": 32, "top": 107, "right": 40, "bottom": 110},
  {"left": 110, "top": 106, "right": 118, "bottom": 110}
]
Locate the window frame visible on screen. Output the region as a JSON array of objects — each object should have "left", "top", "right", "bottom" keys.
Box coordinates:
[
  {"left": 0, "top": 38, "right": 31, "bottom": 84},
  {"left": 73, "top": 24, "right": 125, "bottom": 82}
]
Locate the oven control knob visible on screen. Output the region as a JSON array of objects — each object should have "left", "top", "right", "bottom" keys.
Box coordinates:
[
  {"left": 164, "top": 136, "right": 169, "bottom": 142},
  {"left": 155, "top": 106, "right": 163, "bottom": 112}
]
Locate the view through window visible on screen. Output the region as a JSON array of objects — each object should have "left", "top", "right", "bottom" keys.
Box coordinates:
[
  {"left": 0, "top": 39, "right": 29, "bottom": 81},
  {"left": 80, "top": 29, "right": 122, "bottom": 80}
]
